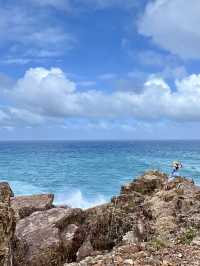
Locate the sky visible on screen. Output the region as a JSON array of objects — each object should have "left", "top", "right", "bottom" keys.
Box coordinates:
[{"left": 0, "top": 0, "right": 200, "bottom": 140}]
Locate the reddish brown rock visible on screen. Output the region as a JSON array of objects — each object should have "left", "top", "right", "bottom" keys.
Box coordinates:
[
  {"left": 121, "top": 171, "right": 168, "bottom": 195},
  {"left": 11, "top": 194, "right": 54, "bottom": 219}
]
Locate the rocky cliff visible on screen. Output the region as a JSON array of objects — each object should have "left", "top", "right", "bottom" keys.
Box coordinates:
[
  {"left": 0, "top": 183, "right": 16, "bottom": 266},
  {"left": 2, "top": 171, "right": 200, "bottom": 265}
]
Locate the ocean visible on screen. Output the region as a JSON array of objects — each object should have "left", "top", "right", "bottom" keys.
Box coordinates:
[{"left": 0, "top": 140, "right": 199, "bottom": 208}]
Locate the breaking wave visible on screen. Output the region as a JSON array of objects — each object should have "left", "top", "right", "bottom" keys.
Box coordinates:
[{"left": 54, "top": 189, "right": 107, "bottom": 209}]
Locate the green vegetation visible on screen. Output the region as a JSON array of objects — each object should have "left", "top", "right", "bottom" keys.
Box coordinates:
[
  {"left": 177, "top": 227, "right": 197, "bottom": 245},
  {"left": 150, "top": 238, "right": 168, "bottom": 250}
]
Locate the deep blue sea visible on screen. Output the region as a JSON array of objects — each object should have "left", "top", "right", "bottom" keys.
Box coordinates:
[{"left": 0, "top": 140, "right": 200, "bottom": 208}]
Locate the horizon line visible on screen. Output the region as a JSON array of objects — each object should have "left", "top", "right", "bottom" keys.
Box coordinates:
[{"left": 0, "top": 139, "right": 200, "bottom": 142}]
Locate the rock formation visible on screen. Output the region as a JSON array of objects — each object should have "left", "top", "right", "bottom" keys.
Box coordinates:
[
  {"left": 2, "top": 170, "right": 200, "bottom": 265},
  {"left": 0, "top": 182, "right": 16, "bottom": 266},
  {"left": 11, "top": 194, "right": 54, "bottom": 219},
  {"left": 13, "top": 208, "right": 84, "bottom": 266}
]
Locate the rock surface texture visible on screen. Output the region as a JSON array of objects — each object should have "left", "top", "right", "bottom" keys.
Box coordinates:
[
  {"left": 64, "top": 171, "right": 200, "bottom": 266},
  {"left": 3, "top": 170, "right": 200, "bottom": 265},
  {"left": 13, "top": 208, "right": 84, "bottom": 266},
  {"left": 0, "top": 182, "right": 16, "bottom": 266},
  {"left": 11, "top": 194, "right": 54, "bottom": 219}
]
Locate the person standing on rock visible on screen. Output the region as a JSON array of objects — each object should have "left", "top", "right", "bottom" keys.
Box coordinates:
[{"left": 170, "top": 161, "right": 182, "bottom": 179}]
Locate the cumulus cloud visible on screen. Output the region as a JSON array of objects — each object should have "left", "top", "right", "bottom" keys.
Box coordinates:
[
  {"left": 3, "top": 67, "right": 200, "bottom": 124},
  {"left": 138, "top": 0, "right": 200, "bottom": 59},
  {"left": 12, "top": 68, "right": 76, "bottom": 118}
]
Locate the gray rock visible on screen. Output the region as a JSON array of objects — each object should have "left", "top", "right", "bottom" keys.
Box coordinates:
[
  {"left": 13, "top": 207, "right": 83, "bottom": 266},
  {"left": 76, "top": 240, "right": 94, "bottom": 262}
]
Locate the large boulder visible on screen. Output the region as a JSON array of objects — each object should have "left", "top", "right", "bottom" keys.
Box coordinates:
[
  {"left": 0, "top": 182, "right": 16, "bottom": 266},
  {"left": 13, "top": 207, "right": 84, "bottom": 266},
  {"left": 11, "top": 194, "right": 54, "bottom": 219}
]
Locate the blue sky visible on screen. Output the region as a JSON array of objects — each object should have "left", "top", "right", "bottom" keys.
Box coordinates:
[{"left": 0, "top": 0, "right": 200, "bottom": 140}]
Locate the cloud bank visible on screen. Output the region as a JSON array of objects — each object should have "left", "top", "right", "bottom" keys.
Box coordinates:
[
  {"left": 1, "top": 67, "right": 200, "bottom": 127},
  {"left": 138, "top": 0, "right": 200, "bottom": 59}
]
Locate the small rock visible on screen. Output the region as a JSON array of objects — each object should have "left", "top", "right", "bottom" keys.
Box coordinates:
[
  {"left": 162, "top": 261, "right": 172, "bottom": 266},
  {"left": 76, "top": 240, "right": 94, "bottom": 262},
  {"left": 123, "top": 231, "right": 138, "bottom": 244},
  {"left": 124, "top": 259, "right": 134, "bottom": 265}
]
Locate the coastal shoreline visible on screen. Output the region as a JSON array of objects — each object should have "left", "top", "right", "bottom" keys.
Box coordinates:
[{"left": 1, "top": 170, "right": 200, "bottom": 265}]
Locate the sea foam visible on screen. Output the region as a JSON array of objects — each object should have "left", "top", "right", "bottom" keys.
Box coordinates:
[{"left": 54, "top": 189, "right": 107, "bottom": 209}]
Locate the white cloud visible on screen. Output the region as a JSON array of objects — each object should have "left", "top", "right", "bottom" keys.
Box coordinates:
[
  {"left": 138, "top": 0, "right": 200, "bottom": 59},
  {"left": 6, "top": 67, "right": 200, "bottom": 123},
  {"left": 12, "top": 68, "right": 76, "bottom": 118},
  {"left": 0, "top": 5, "right": 75, "bottom": 62},
  {"left": 2, "top": 67, "right": 200, "bottom": 127},
  {"left": 0, "top": 107, "right": 44, "bottom": 127},
  {"left": 8, "top": 108, "right": 45, "bottom": 125}
]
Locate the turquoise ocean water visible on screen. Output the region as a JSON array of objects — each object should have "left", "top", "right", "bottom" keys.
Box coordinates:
[{"left": 0, "top": 140, "right": 199, "bottom": 208}]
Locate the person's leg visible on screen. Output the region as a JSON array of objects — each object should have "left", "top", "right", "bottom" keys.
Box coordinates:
[{"left": 171, "top": 168, "right": 176, "bottom": 177}]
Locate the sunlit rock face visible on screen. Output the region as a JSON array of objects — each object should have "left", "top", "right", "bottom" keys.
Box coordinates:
[{"left": 11, "top": 194, "right": 54, "bottom": 219}]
